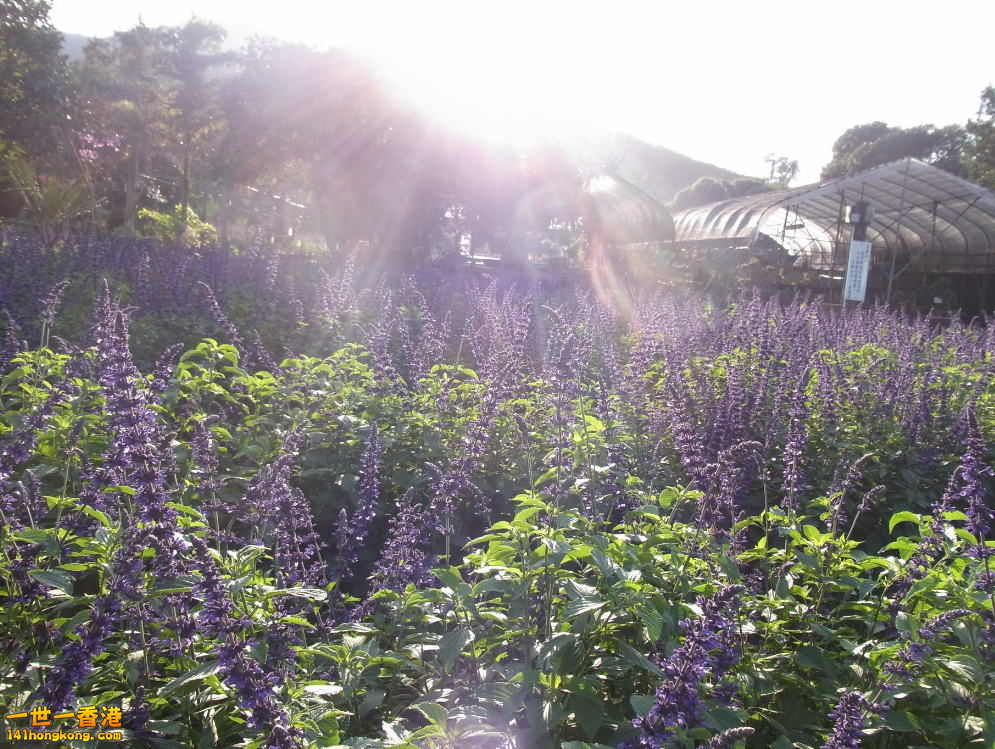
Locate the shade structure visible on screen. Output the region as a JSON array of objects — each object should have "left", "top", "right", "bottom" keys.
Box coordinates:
[
  {"left": 584, "top": 174, "right": 676, "bottom": 246},
  {"left": 672, "top": 159, "right": 995, "bottom": 274}
]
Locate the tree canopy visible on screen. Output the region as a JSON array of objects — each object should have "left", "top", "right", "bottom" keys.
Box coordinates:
[
  {"left": 0, "top": 0, "right": 68, "bottom": 158},
  {"left": 7, "top": 3, "right": 994, "bottom": 265},
  {"left": 821, "top": 121, "right": 967, "bottom": 179},
  {"left": 965, "top": 86, "right": 995, "bottom": 191},
  {"left": 670, "top": 176, "right": 772, "bottom": 211}
]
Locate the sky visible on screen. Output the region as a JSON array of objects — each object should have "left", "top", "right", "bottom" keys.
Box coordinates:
[{"left": 50, "top": 0, "right": 995, "bottom": 185}]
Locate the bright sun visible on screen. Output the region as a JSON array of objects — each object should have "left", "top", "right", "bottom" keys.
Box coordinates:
[
  {"left": 342, "top": 4, "right": 596, "bottom": 147},
  {"left": 381, "top": 54, "right": 574, "bottom": 146}
]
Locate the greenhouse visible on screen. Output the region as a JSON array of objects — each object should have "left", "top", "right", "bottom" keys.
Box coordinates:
[{"left": 671, "top": 158, "right": 995, "bottom": 281}]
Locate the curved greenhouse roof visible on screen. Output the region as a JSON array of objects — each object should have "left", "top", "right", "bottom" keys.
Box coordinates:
[
  {"left": 672, "top": 159, "right": 995, "bottom": 273},
  {"left": 584, "top": 174, "right": 675, "bottom": 245}
]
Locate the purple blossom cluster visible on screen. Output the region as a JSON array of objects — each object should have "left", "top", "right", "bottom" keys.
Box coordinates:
[
  {"left": 19, "top": 292, "right": 305, "bottom": 746},
  {"left": 828, "top": 453, "right": 874, "bottom": 531},
  {"left": 621, "top": 585, "right": 744, "bottom": 749},
  {"left": 40, "top": 297, "right": 199, "bottom": 705},
  {"left": 426, "top": 382, "right": 501, "bottom": 531},
  {"left": 780, "top": 383, "right": 810, "bottom": 511},
  {"left": 189, "top": 535, "right": 300, "bottom": 748},
  {"left": 238, "top": 432, "right": 326, "bottom": 589},
  {"left": 358, "top": 488, "right": 436, "bottom": 616},
  {"left": 0, "top": 308, "right": 25, "bottom": 371},
  {"left": 335, "top": 424, "right": 382, "bottom": 580},
  {"left": 697, "top": 727, "right": 755, "bottom": 749},
  {"left": 953, "top": 409, "right": 994, "bottom": 547},
  {"left": 699, "top": 441, "right": 761, "bottom": 548},
  {"left": 6, "top": 233, "right": 995, "bottom": 748},
  {"left": 821, "top": 691, "right": 886, "bottom": 749},
  {"left": 881, "top": 609, "right": 971, "bottom": 683},
  {"left": 4, "top": 233, "right": 994, "bottom": 512}
]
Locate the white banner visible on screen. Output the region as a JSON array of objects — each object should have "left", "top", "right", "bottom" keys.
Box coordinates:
[{"left": 843, "top": 239, "right": 872, "bottom": 303}]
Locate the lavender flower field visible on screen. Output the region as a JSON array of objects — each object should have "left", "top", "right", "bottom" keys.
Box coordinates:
[{"left": 1, "top": 235, "right": 994, "bottom": 749}]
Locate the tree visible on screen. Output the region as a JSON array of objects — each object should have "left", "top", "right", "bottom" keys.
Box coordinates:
[
  {"left": 3, "top": 151, "right": 98, "bottom": 240},
  {"left": 965, "top": 86, "right": 995, "bottom": 191},
  {"left": 670, "top": 176, "right": 771, "bottom": 211},
  {"left": 219, "top": 42, "right": 391, "bottom": 250},
  {"left": 822, "top": 122, "right": 891, "bottom": 176},
  {"left": 220, "top": 41, "right": 559, "bottom": 263},
  {"left": 0, "top": 0, "right": 68, "bottom": 161},
  {"left": 821, "top": 122, "right": 967, "bottom": 179},
  {"left": 78, "top": 24, "right": 179, "bottom": 231},
  {"left": 764, "top": 155, "right": 799, "bottom": 187},
  {"left": 170, "top": 19, "right": 229, "bottom": 229}
]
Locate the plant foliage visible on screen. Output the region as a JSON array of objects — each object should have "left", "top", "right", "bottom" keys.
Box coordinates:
[{"left": 0, "top": 235, "right": 993, "bottom": 748}]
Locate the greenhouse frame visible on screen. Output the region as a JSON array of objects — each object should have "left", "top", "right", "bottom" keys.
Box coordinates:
[{"left": 671, "top": 159, "right": 995, "bottom": 302}]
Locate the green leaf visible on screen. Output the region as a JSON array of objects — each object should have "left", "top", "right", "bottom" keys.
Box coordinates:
[
  {"left": 541, "top": 537, "right": 571, "bottom": 557},
  {"left": 159, "top": 660, "right": 221, "bottom": 695},
  {"left": 328, "top": 623, "right": 378, "bottom": 634},
  {"left": 570, "top": 693, "right": 606, "bottom": 739},
  {"left": 565, "top": 596, "right": 605, "bottom": 618},
  {"left": 635, "top": 604, "right": 664, "bottom": 641},
  {"left": 943, "top": 655, "right": 982, "bottom": 682},
  {"left": 889, "top": 511, "right": 921, "bottom": 534},
  {"left": 895, "top": 611, "right": 917, "bottom": 637},
  {"left": 630, "top": 695, "right": 656, "bottom": 716},
  {"left": 540, "top": 633, "right": 584, "bottom": 673},
  {"left": 472, "top": 578, "right": 516, "bottom": 596},
  {"left": 703, "top": 704, "right": 744, "bottom": 733},
  {"left": 514, "top": 505, "right": 544, "bottom": 523},
  {"left": 357, "top": 688, "right": 384, "bottom": 718},
  {"left": 886, "top": 710, "right": 923, "bottom": 732},
  {"left": 590, "top": 549, "right": 622, "bottom": 580},
  {"left": 265, "top": 587, "right": 327, "bottom": 601},
  {"left": 14, "top": 528, "right": 56, "bottom": 545},
  {"left": 615, "top": 640, "right": 664, "bottom": 677},
  {"left": 303, "top": 684, "right": 343, "bottom": 696},
  {"left": 794, "top": 646, "right": 837, "bottom": 675},
  {"left": 433, "top": 566, "right": 463, "bottom": 589},
  {"left": 411, "top": 702, "right": 448, "bottom": 729},
  {"left": 16, "top": 527, "right": 64, "bottom": 557},
  {"left": 565, "top": 579, "right": 598, "bottom": 599},
  {"left": 166, "top": 502, "right": 206, "bottom": 520},
  {"left": 279, "top": 615, "right": 315, "bottom": 629},
  {"left": 57, "top": 609, "right": 90, "bottom": 634},
  {"left": 438, "top": 627, "right": 474, "bottom": 671},
  {"left": 80, "top": 505, "right": 112, "bottom": 529},
  {"left": 902, "top": 572, "right": 940, "bottom": 602},
  {"left": 794, "top": 551, "right": 820, "bottom": 570},
  {"left": 29, "top": 569, "right": 73, "bottom": 595},
  {"left": 150, "top": 578, "right": 196, "bottom": 596},
  {"left": 954, "top": 528, "right": 978, "bottom": 545},
  {"left": 802, "top": 524, "right": 826, "bottom": 543}
]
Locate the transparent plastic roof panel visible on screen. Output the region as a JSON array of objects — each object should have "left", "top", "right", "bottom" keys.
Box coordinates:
[{"left": 671, "top": 159, "right": 995, "bottom": 273}]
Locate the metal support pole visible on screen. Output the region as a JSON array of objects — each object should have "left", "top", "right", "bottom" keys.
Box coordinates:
[
  {"left": 833, "top": 190, "right": 846, "bottom": 295},
  {"left": 885, "top": 159, "right": 911, "bottom": 304}
]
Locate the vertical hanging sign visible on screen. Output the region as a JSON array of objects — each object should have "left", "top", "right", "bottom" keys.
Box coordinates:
[{"left": 843, "top": 239, "right": 872, "bottom": 303}]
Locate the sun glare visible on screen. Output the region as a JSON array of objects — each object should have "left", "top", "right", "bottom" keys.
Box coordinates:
[
  {"left": 383, "top": 57, "right": 573, "bottom": 146},
  {"left": 342, "top": 4, "right": 593, "bottom": 147}
]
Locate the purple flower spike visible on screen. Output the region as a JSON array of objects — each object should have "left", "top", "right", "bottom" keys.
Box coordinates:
[
  {"left": 336, "top": 424, "right": 382, "bottom": 580},
  {"left": 821, "top": 691, "right": 885, "bottom": 749},
  {"left": 697, "top": 727, "right": 755, "bottom": 749},
  {"left": 621, "top": 586, "right": 744, "bottom": 749}
]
